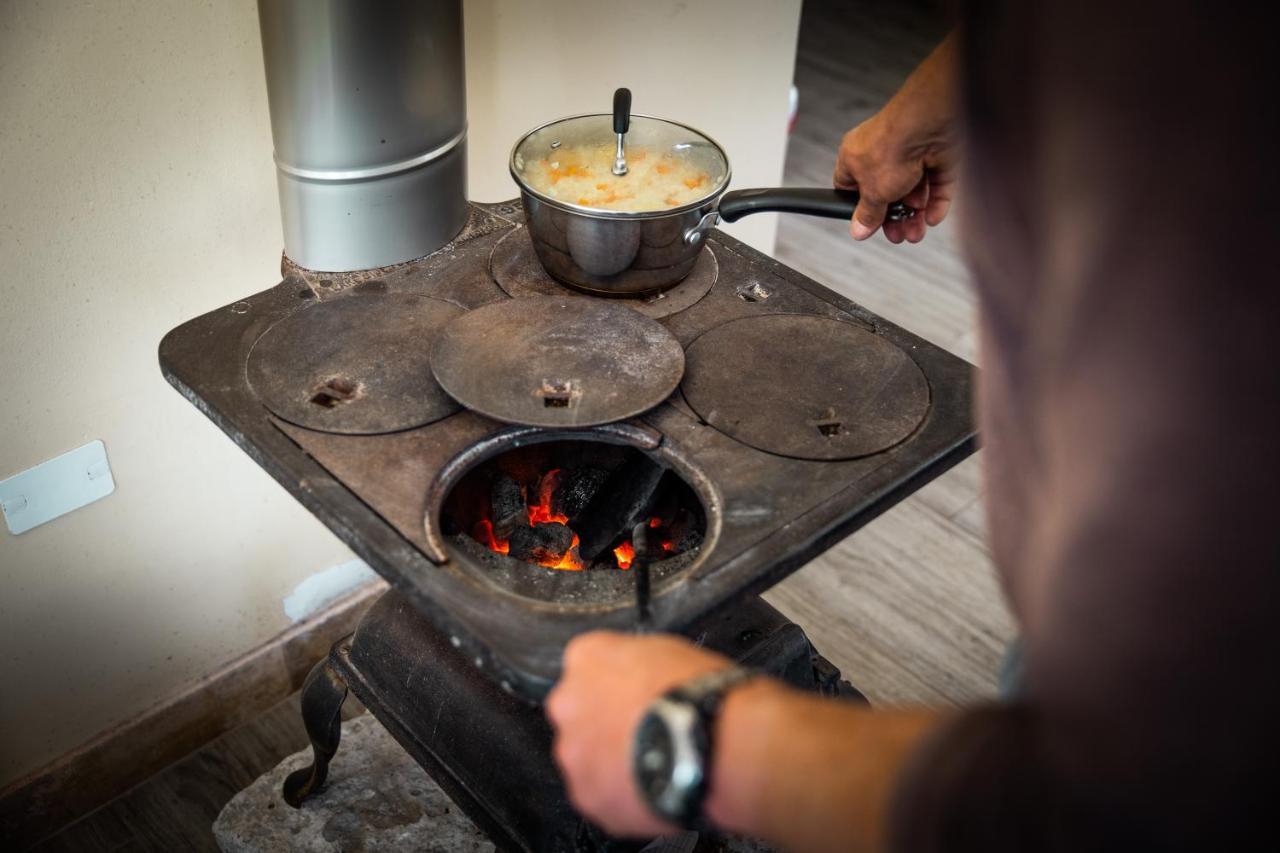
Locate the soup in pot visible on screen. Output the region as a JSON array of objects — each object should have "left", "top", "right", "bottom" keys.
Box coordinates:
[{"left": 522, "top": 144, "right": 713, "bottom": 212}]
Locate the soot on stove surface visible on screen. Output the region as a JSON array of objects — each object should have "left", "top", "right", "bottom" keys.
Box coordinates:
[{"left": 442, "top": 441, "right": 704, "bottom": 573}]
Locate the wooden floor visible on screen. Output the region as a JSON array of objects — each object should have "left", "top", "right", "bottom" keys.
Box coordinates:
[
  {"left": 763, "top": 0, "right": 1015, "bottom": 708},
  {"left": 33, "top": 1, "right": 1013, "bottom": 849}
]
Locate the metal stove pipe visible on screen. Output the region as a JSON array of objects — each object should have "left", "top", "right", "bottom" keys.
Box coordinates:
[{"left": 257, "top": 0, "right": 468, "bottom": 272}]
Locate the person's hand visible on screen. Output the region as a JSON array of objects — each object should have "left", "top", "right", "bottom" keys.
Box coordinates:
[
  {"left": 833, "top": 35, "right": 960, "bottom": 244},
  {"left": 834, "top": 117, "right": 958, "bottom": 243},
  {"left": 545, "top": 631, "right": 734, "bottom": 838}
]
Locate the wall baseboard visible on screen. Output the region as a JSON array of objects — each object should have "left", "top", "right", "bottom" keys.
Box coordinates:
[{"left": 0, "top": 579, "right": 388, "bottom": 851}]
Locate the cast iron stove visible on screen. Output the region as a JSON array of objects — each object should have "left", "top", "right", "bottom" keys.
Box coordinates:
[{"left": 159, "top": 201, "right": 975, "bottom": 850}]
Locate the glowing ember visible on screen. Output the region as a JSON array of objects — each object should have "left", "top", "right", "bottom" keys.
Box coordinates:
[
  {"left": 544, "top": 533, "right": 586, "bottom": 571},
  {"left": 470, "top": 468, "right": 686, "bottom": 572},
  {"left": 613, "top": 540, "right": 635, "bottom": 570}
]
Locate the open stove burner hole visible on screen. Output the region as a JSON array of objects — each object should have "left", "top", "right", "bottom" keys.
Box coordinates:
[{"left": 440, "top": 440, "right": 706, "bottom": 602}]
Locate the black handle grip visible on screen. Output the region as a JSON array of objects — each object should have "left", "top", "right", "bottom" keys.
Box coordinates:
[
  {"left": 717, "top": 187, "right": 913, "bottom": 224},
  {"left": 613, "top": 88, "right": 632, "bottom": 135}
]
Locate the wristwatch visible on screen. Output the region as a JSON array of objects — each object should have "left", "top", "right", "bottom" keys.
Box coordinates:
[{"left": 632, "top": 666, "right": 756, "bottom": 829}]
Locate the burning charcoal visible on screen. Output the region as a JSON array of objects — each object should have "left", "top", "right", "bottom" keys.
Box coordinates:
[
  {"left": 574, "top": 455, "right": 668, "bottom": 562},
  {"left": 508, "top": 522, "right": 575, "bottom": 564},
  {"left": 663, "top": 508, "right": 702, "bottom": 557},
  {"left": 553, "top": 466, "right": 609, "bottom": 521},
  {"left": 490, "top": 474, "right": 526, "bottom": 539},
  {"left": 646, "top": 486, "right": 679, "bottom": 532}
]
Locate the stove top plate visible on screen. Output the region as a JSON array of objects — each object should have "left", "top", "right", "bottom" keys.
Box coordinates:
[
  {"left": 160, "top": 201, "right": 975, "bottom": 698},
  {"left": 681, "top": 314, "right": 931, "bottom": 460},
  {"left": 431, "top": 295, "right": 686, "bottom": 428},
  {"left": 246, "top": 289, "right": 465, "bottom": 435}
]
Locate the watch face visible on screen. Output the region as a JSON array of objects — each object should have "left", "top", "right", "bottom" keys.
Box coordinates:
[
  {"left": 633, "top": 698, "right": 705, "bottom": 824},
  {"left": 635, "top": 712, "right": 676, "bottom": 803}
]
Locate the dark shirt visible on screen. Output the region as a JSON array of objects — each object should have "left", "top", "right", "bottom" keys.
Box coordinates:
[{"left": 891, "top": 3, "right": 1279, "bottom": 849}]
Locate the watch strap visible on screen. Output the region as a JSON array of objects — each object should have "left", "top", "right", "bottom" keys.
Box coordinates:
[{"left": 668, "top": 665, "right": 757, "bottom": 720}]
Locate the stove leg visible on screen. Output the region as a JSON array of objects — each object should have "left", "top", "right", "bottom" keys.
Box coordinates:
[{"left": 282, "top": 658, "right": 349, "bottom": 807}]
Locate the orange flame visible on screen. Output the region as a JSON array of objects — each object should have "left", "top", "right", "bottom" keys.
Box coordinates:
[
  {"left": 474, "top": 519, "right": 509, "bottom": 555},
  {"left": 613, "top": 540, "right": 635, "bottom": 570},
  {"left": 527, "top": 469, "right": 569, "bottom": 525}
]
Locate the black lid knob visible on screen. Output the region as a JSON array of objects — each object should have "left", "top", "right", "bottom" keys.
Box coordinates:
[{"left": 613, "top": 88, "right": 632, "bottom": 135}]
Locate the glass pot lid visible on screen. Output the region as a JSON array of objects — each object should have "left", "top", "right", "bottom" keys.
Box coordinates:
[{"left": 510, "top": 114, "right": 731, "bottom": 218}]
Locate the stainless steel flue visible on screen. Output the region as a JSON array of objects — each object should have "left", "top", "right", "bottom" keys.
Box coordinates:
[{"left": 257, "top": 0, "right": 468, "bottom": 272}]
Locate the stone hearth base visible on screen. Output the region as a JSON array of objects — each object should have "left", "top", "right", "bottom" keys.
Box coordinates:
[{"left": 213, "top": 714, "right": 494, "bottom": 852}]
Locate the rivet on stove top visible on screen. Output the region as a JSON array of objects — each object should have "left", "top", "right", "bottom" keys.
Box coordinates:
[
  {"left": 735, "top": 282, "right": 772, "bottom": 303},
  {"left": 450, "top": 635, "right": 461, "bottom": 648},
  {"left": 230, "top": 301, "right": 251, "bottom": 314}
]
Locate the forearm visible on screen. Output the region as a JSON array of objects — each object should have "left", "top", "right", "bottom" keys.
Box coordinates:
[
  {"left": 836, "top": 33, "right": 961, "bottom": 240},
  {"left": 705, "top": 680, "right": 943, "bottom": 853},
  {"left": 875, "top": 32, "right": 959, "bottom": 156}
]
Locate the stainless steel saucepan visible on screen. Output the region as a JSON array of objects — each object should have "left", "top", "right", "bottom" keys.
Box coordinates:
[{"left": 509, "top": 88, "right": 911, "bottom": 297}]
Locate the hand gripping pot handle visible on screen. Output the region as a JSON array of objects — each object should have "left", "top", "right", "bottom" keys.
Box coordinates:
[{"left": 683, "top": 188, "right": 915, "bottom": 245}]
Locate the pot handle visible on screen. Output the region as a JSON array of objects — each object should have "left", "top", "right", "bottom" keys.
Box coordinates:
[{"left": 717, "top": 187, "right": 914, "bottom": 224}]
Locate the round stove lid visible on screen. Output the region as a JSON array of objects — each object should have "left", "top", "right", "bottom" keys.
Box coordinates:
[
  {"left": 431, "top": 296, "right": 685, "bottom": 428},
  {"left": 680, "top": 314, "right": 930, "bottom": 460},
  {"left": 247, "top": 291, "right": 465, "bottom": 435}
]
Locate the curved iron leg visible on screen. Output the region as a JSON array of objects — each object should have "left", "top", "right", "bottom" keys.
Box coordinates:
[{"left": 282, "top": 658, "right": 349, "bottom": 807}]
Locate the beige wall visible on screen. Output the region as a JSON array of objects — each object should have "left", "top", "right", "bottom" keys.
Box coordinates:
[
  {"left": 0, "top": 0, "right": 799, "bottom": 787},
  {"left": 463, "top": 0, "right": 802, "bottom": 252}
]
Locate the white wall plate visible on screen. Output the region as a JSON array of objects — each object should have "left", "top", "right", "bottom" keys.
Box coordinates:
[{"left": 0, "top": 440, "right": 116, "bottom": 535}]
